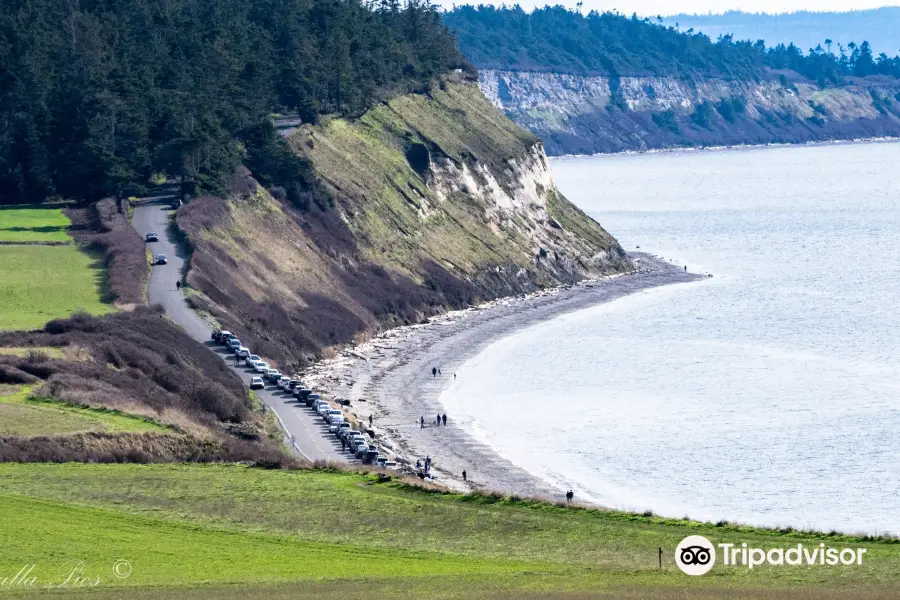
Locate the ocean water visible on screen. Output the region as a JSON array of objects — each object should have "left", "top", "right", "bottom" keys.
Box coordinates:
[{"left": 440, "top": 142, "right": 900, "bottom": 534}]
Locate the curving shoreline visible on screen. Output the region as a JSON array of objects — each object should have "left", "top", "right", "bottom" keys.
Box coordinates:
[{"left": 304, "top": 254, "right": 706, "bottom": 500}]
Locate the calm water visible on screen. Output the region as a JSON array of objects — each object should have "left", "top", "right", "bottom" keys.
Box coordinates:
[{"left": 441, "top": 142, "right": 900, "bottom": 534}]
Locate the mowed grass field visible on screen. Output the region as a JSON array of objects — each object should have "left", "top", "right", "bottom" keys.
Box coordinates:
[
  {"left": 0, "top": 206, "right": 112, "bottom": 330},
  {"left": 0, "top": 205, "right": 70, "bottom": 242},
  {"left": 0, "top": 463, "right": 896, "bottom": 598},
  {"left": 0, "top": 385, "right": 166, "bottom": 436}
]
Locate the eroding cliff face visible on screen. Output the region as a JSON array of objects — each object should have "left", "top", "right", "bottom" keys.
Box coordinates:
[
  {"left": 481, "top": 69, "right": 900, "bottom": 154},
  {"left": 180, "top": 81, "right": 629, "bottom": 364}
]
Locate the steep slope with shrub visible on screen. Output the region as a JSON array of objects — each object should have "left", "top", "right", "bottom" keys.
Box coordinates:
[
  {"left": 178, "top": 81, "right": 629, "bottom": 365},
  {"left": 0, "top": 309, "right": 286, "bottom": 464},
  {"left": 446, "top": 6, "right": 900, "bottom": 154}
]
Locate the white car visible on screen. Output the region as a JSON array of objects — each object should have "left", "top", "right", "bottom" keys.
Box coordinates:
[
  {"left": 277, "top": 376, "right": 291, "bottom": 390},
  {"left": 383, "top": 461, "right": 398, "bottom": 470},
  {"left": 323, "top": 409, "right": 343, "bottom": 423},
  {"left": 247, "top": 354, "right": 261, "bottom": 363},
  {"left": 315, "top": 401, "right": 330, "bottom": 415},
  {"left": 249, "top": 377, "right": 265, "bottom": 390},
  {"left": 253, "top": 361, "right": 270, "bottom": 373},
  {"left": 236, "top": 347, "right": 250, "bottom": 359}
]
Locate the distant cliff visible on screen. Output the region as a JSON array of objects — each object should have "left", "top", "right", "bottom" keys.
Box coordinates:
[{"left": 480, "top": 70, "right": 900, "bottom": 155}]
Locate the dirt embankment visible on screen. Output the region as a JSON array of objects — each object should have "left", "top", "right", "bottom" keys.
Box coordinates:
[{"left": 176, "top": 82, "right": 631, "bottom": 368}]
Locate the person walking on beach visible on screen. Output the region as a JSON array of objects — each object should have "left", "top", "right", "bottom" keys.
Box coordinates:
[
  {"left": 462, "top": 469, "right": 467, "bottom": 482},
  {"left": 420, "top": 416, "right": 425, "bottom": 428},
  {"left": 432, "top": 367, "right": 437, "bottom": 377},
  {"left": 442, "top": 414, "right": 447, "bottom": 426},
  {"left": 566, "top": 490, "right": 574, "bottom": 504}
]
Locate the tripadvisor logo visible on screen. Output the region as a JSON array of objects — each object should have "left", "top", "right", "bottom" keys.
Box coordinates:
[
  {"left": 675, "top": 535, "right": 868, "bottom": 576},
  {"left": 676, "top": 535, "right": 716, "bottom": 575}
]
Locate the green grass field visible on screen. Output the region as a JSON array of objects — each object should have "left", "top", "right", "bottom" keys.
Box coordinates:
[
  {"left": 0, "top": 463, "right": 896, "bottom": 598},
  {"left": 0, "top": 244, "right": 112, "bottom": 330},
  {"left": 0, "top": 206, "right": 112, "bottom": 330},
  {"left": 0, "top": 205, "right": 71, "bottom": 242},
  {"left": 0, "top": 385, "right": 166, "bottom": 436}
]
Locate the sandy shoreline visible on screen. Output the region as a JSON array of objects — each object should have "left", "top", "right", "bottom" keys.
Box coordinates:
[{"left": 304, "top": 254, "right": 706, "bottom": 501}]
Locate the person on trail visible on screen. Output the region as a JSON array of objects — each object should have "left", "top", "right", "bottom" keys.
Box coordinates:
[
  {"left": 416, "top": 460, "right": 422, "bottom": 470},
  {"left": 438, "top": 369, "right": 442, "bottom": 376},
  {"left": 453, "top": 373, "right": 456, "bottom": 380},
  {"left": 684, "top": 265, "right": 687, "bottom": 272},
  {"left": 462, "top": 469, "right": 467, "bottom": 482},
  {"left": 176, "top": 280, "right": 181, "bottom": 290},
  {"left": 368, "top": 414, "right": 373, "bottom": 427},
  {"left": 432, "top": 367, "right": 437, "bottom": 377},
  {"left": 436, "top": 413, "right": 441, "bottom": 426},
  {"left": 442, "top": 414, "right": 447, "bottom": 426},
  {"left": 425, "top": 456, "right": 431, "bottom": 471},
  {"left": 566, "top": 490, "right": 574, "bottom": 504},
  {"left": 420, "top": 416, "right": 425, "bottom": 428}
]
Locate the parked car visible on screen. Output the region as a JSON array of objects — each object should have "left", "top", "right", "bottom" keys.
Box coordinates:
[
  {"left": 247, "top": 354, "right": 261, "bottom": 363},
  {"left": 264, "top": 369, "right": 281, "bottom": 382},
  {"left": 325, "top": 409, "right": 343, "bottom": 424},
  {"left": 383, "top": 461, "right": 399, "bottom": 470},
  {"left": 154, "top": 254, "right": 168, "bottom": 265},
  {"left": 287, "top": 380, "right": 301, "bottom": 390},
  {"left": 253, "top": 361, "right": 270, "bottom": 373},
  {"left": 212, "top": 330, "right": 233, "bottom": 344},
  {"left": 334, "top": 422, "right": 351, "bottom": 436},
  {"left": 356, "top": 444, "right": 377, "bottom": 459},
  {"left": 249, "top": 377, "right": 265, "bottom": 390},
  {"left": 277, "top": 377, "right": 291, "bottom": 390},
  {"left": 315, "top": 401, "right": 330, "bottom": 415},
  {"left": 236, "top": 347, "right": 250, "bottom": 360},
  {"left": 375, "top": 456, "right": 387, "bottom": 467},
  {"left": 226, "top": 338, "right": 241, "bottom": 352},
  {"left": 170, "top": 199, "right": 182, "bottom": 210},
  {"left": 145, "top": 232, "right": 159, "bottom": 242},
  {"left": 349, "top": 437, "right": 368, "bottom": 453}
]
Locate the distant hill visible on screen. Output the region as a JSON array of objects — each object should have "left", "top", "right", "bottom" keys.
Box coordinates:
[{"left": 663, "top": 7, "right": 900, "bottom": 56}]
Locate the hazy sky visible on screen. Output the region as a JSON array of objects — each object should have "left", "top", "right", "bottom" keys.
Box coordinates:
[{"left": 440, "top": 1, "right": 899, "bottom": 17}]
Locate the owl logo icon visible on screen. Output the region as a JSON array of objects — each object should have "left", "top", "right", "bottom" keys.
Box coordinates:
[{"left": 675, "top": 535, "right": 716, "bottom": 575}]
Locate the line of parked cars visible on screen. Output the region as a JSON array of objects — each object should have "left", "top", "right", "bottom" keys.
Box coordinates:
[{"left": 210, "top": 329, "right": 397, "bottom": 469}]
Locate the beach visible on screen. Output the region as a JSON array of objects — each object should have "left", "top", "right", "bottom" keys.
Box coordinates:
[{"left": 304, "top": 254, "right": 706, "bottom": 500}]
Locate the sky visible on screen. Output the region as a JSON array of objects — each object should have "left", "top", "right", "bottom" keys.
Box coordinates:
[{"left": 438, "top": 1, "right": 899, "bottom": 17}]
